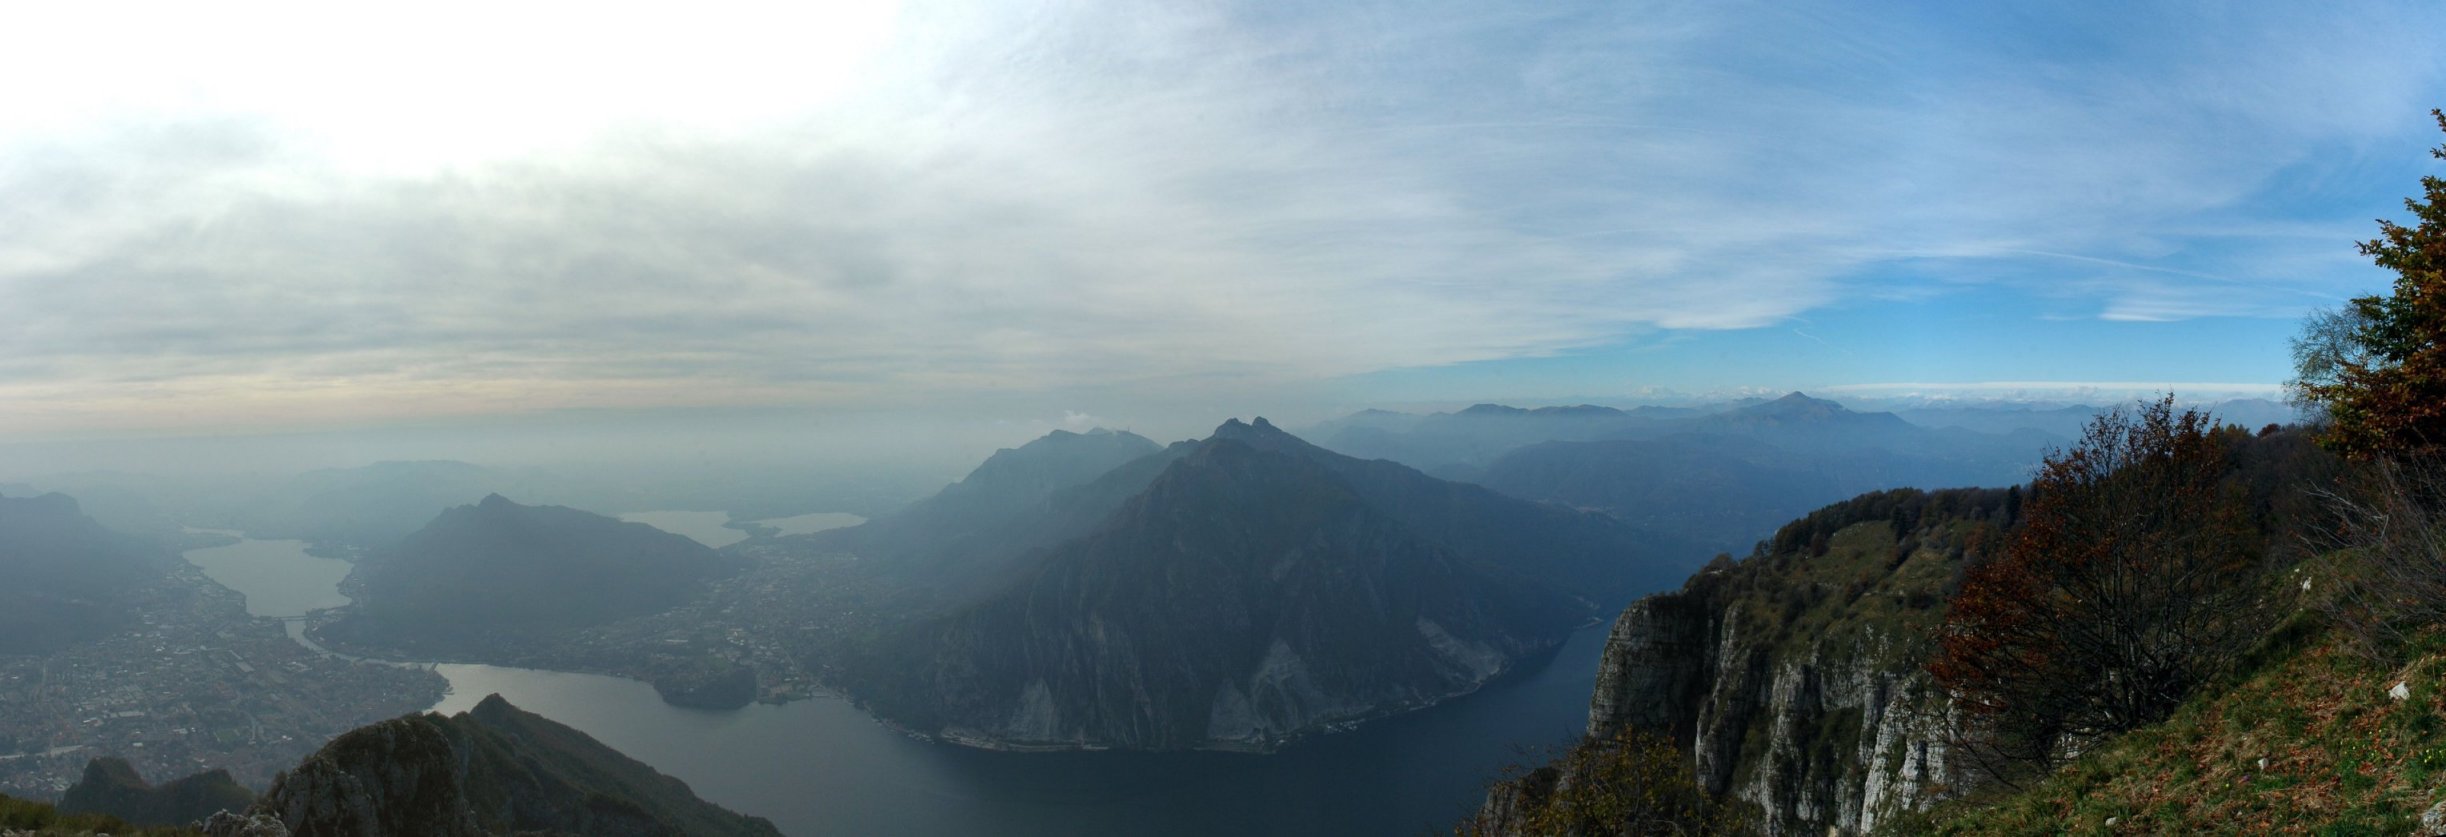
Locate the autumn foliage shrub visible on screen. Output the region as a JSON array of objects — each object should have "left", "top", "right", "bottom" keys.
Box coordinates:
[
  {"left": 2291, "top": 110, "right": 2446, "bottom": 460},
  {"left": 1928, "top": 398, "right": 2270, "bottom": 770}
]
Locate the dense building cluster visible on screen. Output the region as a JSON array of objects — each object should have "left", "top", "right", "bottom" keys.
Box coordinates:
[{"left": 0, "top": 564, "right": 443, "bottom": 796}]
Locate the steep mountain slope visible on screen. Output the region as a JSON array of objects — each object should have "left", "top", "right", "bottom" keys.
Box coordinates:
[
  {"left": 0, "top": 493, "right": 166, "bottom": 654},
  {"left": 845, "top": 418, "right": 1696, "bottom": 752},
  {"left": 56, "top": 758, "right": 252, "bottom": 828},
  {"left": 801, "top": 428, "right": 1164, "bottom": 594},
  {"left": 328, "top": 495, "right": 745, "bottom": 651},
  {"left": 1474, "top": 488, "right": 2021, "bottom": 836},
  {"left": 1905, "top": 600, "right": 2436, "bottom": 833},
  {"left": 242, "top": 694, "right": 779, "bottom": 837}
]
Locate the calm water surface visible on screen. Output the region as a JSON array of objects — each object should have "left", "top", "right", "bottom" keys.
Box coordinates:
[
  {"left": 185, "top": 533, "right": 1602, "bottom": 837},
  {"left": 183, "top": 531, "right": 352, "bottom": 617},
  {"left": 618, "top": 510, "right": 749, "bottom": 549}
]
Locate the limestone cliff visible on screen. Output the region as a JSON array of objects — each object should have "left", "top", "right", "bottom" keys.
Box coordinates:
[{"left": 1477, "top": 487, "right": 2019, "bottom": 836}]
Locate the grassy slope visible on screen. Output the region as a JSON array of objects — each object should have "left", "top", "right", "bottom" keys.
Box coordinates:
[
  {"left": 1909, "top": 565, "right": 2446, "bottom": 835},
  {"left": 0, "top": 792, "right": 200, "bottom": 835}
]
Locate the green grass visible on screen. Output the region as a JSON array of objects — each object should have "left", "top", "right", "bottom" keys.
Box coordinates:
[
  {"left": 1899, "top": 612, "right": 2446, "bottom": 835},
  {"left": 0, "top": 792, "right": 201, "bottom": 835}
]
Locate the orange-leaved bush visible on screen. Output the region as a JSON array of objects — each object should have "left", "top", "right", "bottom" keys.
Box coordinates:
[
  {"left": 2292, "top": 109, "right": 2446, "bottom": 460},
  {"left": 1928, "top": 397, "right": 2267, "bottom": 769}
]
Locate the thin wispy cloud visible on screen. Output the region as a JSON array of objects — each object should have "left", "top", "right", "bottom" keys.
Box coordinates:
[{"left": 1, "top": 1, "right": 2439, "bottom": 434}]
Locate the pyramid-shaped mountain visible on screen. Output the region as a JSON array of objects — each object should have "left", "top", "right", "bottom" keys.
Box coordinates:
[{"left": 841, "top": 418, "right": 1697, "bottom": 751}]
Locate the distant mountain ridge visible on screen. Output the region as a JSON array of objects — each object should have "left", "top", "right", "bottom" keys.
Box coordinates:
[
  {"left": 838, "top": 418, "right": 1697, "bottom": 751},
  {"left": 0, "top": 492, "right": 167, "bottom": 654},
  {"left": 1306, "top": 392, "right": 2049, "bottom": 552}
]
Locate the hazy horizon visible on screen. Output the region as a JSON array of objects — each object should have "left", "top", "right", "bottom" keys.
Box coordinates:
[{"left": 7, "top": 1, "right": 2436, "bottom": 462}]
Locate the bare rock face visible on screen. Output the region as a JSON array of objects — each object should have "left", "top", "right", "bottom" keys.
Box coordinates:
[
  {"left": 201, "top": 811, "right": 295, "bottom": 836},
  {"left": 2418, "top": 799, "right": 2446, "bottom": 837},
  {"left": 1587, "top": 591, "right": 1716, "bottom": 742},
  {"left": 1477, "top": 488, "right": 2019, "bottom": 836},
  {"left": 255, "top": 714, "right": 486, "bottom": 837},
  {"left": 1463, "top": 763, "right": 1563, "bottom": 837}
]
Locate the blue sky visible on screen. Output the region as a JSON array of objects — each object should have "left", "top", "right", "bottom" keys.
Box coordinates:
[{"left": 1, "top": 1, "right": 2442, "bottom": 441}]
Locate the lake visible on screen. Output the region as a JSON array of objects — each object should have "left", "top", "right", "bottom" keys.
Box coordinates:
[
  {"left": 618, "top": 510, "right": 750, "bottom": 549},
  {"left": 184, "top": 531, "right": 353, "bottom": 617},
  {"left": 183, "top": 535, "right": 1604, "bottom": 836}
]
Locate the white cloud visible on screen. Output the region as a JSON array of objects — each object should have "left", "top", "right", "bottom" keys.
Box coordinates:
[{"left": 0, "top": 1, "right": 2440, "bottom": 434}]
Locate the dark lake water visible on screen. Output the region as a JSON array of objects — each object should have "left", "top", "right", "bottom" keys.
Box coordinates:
[{"left": 183, "top": 534, "right": 1605, "bottom": 836}]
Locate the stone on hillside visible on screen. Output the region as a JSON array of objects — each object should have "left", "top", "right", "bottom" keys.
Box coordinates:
[{"left": 202, "top": 811, "right": 293, "bottom": 836}]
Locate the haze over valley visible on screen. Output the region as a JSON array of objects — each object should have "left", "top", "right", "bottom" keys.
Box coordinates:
[{"left": 3, "top": 2, "right": 2442, "bottom": 835}]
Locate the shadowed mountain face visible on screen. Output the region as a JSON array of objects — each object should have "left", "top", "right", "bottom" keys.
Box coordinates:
[
  {"left": 0, "top": 493, "right": 166, "bottom": 654},
  {"left": 842, "top": 419, "right": 1698, "bottom": 751},
  {"left": 58, "top": 757, "right": 253, "bottom": 827},
  {"left": 333, "top": 495, "right": 746, "bottom": 650},
  {"left": 802, "top": 427, "right": 1167, "bottom": 598},
  {"left": 245, "top": 694, "right": 780, "bottom": 837}
]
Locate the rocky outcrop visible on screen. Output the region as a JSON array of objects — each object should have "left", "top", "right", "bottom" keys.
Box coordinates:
[
  {"left": 254, "top": 711, "right": 485, "bottom": 837},
  {"left": 202, "top": 811, "right": 293, "bottom": 836},
  {"left": 242, "top": 694, "right": 779, "bottom": 837},
  {"left": 1478, "top": 487, "right": 2019, "bottom": 836},
  {"left": 1586, "top": 591, "right": 1718, "bottom": 742}
]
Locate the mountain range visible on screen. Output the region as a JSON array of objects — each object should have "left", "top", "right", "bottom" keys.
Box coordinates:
[
  {"left": 1308, "top": 393, "right": 2051, "bottom": 552},
  {"left": 828, "top": 418, "right": 1697, "bottom": 750}
]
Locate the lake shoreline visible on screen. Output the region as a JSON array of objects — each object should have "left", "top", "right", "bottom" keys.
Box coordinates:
[{"left": 178, "top": 529, "right": 1611, "bottom": 837}]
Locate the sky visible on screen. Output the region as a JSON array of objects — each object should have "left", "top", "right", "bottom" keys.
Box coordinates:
[{"left": 5, "top": 0, "right": 2445, "bottom": 451}]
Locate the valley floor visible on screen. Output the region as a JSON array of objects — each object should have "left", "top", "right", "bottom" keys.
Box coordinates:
[{"left": 0, "top": 565, "right": 441, "bottom": 797}]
